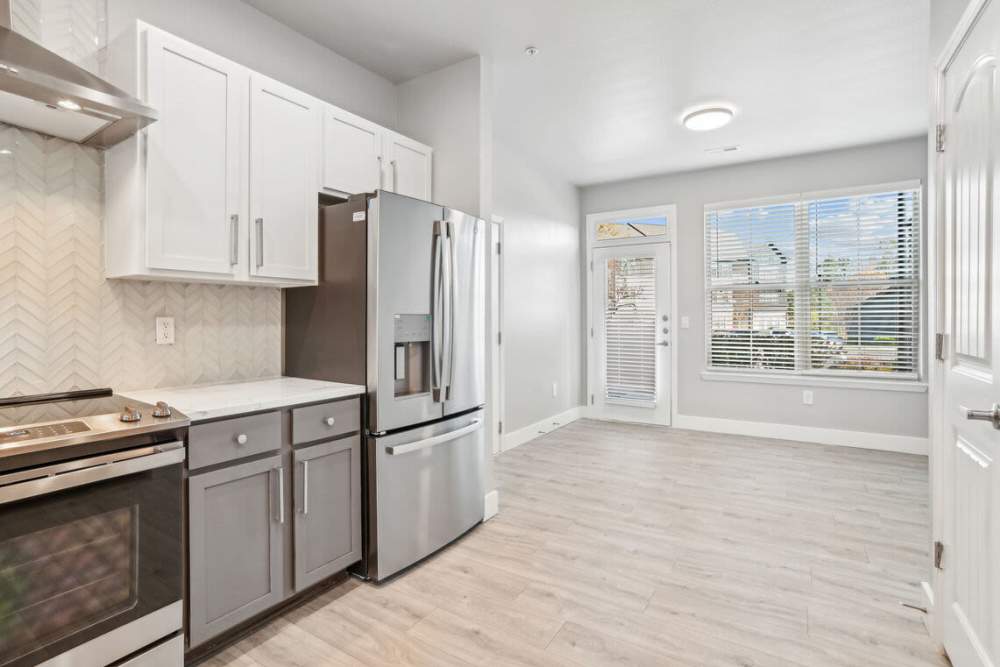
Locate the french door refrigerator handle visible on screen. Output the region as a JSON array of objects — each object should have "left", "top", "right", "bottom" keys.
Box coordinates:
[
  {"left": 445, "top": 221, "right": 458, "bottom": 400},
  {"left": 385, "top": 419, "right": 483, "bottom": 456},
  {"left": 430, "top": 222, "right": 444, "bottom": 402}
]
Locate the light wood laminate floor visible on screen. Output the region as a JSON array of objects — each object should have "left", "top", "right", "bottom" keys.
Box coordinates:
[{"left": 203, "top": 420, "right": 948, "bottom": 666}]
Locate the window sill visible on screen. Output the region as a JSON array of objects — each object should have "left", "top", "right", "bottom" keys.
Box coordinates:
[{"left": 699, "top": 370, "right": 928, "bottom": 393}]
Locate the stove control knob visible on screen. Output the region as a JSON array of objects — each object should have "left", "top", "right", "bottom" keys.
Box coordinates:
[
  {"left": 120, "top": 406, "right": 142, "bottom": 423},
  {"left": 152, "top": 401, "right": 172, "bottom": 418}
]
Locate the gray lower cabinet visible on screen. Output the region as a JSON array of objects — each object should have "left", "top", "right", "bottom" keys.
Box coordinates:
[
  {"left": 292, "top": 436, "right": 362, "bottom": 590},
  {"left": 188, "top": 454, "right": 284, "bottom": 647}
]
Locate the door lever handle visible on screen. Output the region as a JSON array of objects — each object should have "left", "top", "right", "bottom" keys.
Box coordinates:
[{"left": 966, "top": 404, "right": 1000, "bottom": 429}]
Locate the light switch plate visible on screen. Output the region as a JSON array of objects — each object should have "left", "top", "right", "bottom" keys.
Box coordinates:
[
  {"left": 802, "top": 390, "right": 814, "bottom": 406},
  {"left": 155, "top": 317, "right": 175, "bottom": 345},
  {"left": 680, "top": 316, "right": 691, "bottom": 329}
]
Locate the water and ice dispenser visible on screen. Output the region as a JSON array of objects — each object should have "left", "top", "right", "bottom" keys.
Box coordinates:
[{"left": 393, "top": 314, "right": 431, "bottom": 397}]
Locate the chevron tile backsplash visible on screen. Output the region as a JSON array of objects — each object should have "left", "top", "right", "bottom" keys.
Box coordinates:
[{"left": 0, "top": 125, "right": 282, "bottom": 397}]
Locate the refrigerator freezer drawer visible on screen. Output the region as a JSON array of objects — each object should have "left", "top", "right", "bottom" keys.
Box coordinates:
[{"left": 370, "top": 411, "right": 485, "bottom": 581}]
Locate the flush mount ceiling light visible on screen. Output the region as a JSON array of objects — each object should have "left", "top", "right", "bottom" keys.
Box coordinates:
[
  {"left": 682, "top": 106, "right": 734, "bottom": 131},
  {"left": 524, "top": 46, "right": 539, "bottom": 56},
  {"left": 56, "top": 99, "right": 82, "bottom": 111}
]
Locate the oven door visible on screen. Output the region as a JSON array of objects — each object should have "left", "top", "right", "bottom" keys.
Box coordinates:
[{"left": 0, "top": 443, "right": 185, "bottom": 667}]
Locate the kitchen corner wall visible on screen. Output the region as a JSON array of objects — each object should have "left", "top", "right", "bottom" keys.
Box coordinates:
[{"left": 0, "top": 124, "right": 281, "bottom": 397}]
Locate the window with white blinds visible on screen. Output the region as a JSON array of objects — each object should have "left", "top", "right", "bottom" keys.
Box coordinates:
[
  {"left": 705, "top": 184, "right": 921, "bottom": 378},
  {"left": 605, "top": 256, "right": 657, "bottom": 401}
]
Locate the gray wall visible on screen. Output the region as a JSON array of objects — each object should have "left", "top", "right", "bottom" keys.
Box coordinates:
[
  {"left": 931, "top": 0, "right": 972, "bottom": 60},
  {"left": 495, "top": 140, "right": 584, "bottom": 432},
  {"left": 107, "top": 0, "right": 397, "bottom": 128},
  {"left": 581, "top": 136, "right": 929, "bottom": 438},
  {"left": 397, "top": 57, "right": 491, "bottom": 219}
]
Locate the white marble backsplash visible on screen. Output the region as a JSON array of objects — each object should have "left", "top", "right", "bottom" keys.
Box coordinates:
[{"left": 0, "top": 124, "right": 282, "bottom": 397}]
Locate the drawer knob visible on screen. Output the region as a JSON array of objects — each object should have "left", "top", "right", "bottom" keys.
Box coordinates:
[
  {"left": 235, "top": 433, "right": 248, "bottom": 445},
  {"left": 324, "top": 417, "right": 336, "bottom": 427}
]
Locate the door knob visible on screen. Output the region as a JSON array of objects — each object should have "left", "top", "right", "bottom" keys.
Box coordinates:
[
  {"left": 966, "top": 404, "right": 1000, "bottom": 429},
  {"left": 324, "top": 417, "right": 336, "bottom": 426},
  {"left": 235, "top": 433, "right": 248, "bottom": 445}
]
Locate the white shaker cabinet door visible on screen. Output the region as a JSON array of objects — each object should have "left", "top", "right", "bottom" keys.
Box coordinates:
[
  {"left": 322, "top": 107, "right": 383, "bottom": 195},
  {"left": 384, "top": 131, "right": 432, "bottom": 200},
  {"left": 144, "top": 27, "right": 247, "bottom": 276},
  {"left": 249, "top": 74, "right": 320, "bottom": 283}
]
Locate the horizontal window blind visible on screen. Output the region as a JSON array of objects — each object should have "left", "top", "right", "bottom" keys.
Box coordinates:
[
  {"left": 605, "top": 256, "right": 657, "bottom": 401},
  {"left": 706, "top": 186, "right": 920, "bottom": 377}
]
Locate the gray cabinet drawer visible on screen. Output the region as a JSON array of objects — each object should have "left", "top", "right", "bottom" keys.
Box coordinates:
[
  {"left": 291, "top": 398, "right": 359, "bottom": 445},
  {"left": 188, "top": 411, "right": 281, "bottom": 470}
]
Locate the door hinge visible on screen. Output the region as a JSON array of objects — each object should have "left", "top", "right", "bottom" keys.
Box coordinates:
[
  {"left": 496, "top": 241, "right": 501, "bottom": 255},
  {"left": 934, "top": 541, "right": 944, "bottom": 569},
  {"left": 590, "top": 327, "right": 594, "bottom": 338},
  {"left": 936, "top": 124, "right": 946, "bottom": 153},
  {"left": 935, "top": 333, "right": 946, "bottom": 361},
  {"left": 590, "top": 394, "right": 594, "bottom": 405},
  {"left": 497, "top": 331, "right": 502, "bottom": 345},
  {"left": 590, "top": 260, "right": 594, "bottom": 271},
  {"left": 498, "top": 420, "right": 503, "bottom": 434}
]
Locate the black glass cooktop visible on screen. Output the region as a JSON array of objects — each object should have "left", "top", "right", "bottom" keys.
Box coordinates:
[{"left": 0, "top": 389, "right": 131, "bottom": 429}]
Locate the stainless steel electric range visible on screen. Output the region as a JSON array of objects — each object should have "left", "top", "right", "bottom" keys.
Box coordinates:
[{"left": 0, "top": 388, "right": 189, "bottom": 667}]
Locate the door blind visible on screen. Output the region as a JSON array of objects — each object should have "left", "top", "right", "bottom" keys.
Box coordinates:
[
  {"left": 605, "top": 256, "right": 657, "bottom": 401},
  {"left": 706, "top": 185, "right": 921, "bottom": 377}
]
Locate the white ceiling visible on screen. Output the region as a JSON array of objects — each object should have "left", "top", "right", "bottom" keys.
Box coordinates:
[{"left": 244, "top": 0, "right": 929, "bottom": 186}]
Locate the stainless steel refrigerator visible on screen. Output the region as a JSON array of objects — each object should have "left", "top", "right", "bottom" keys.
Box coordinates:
[{"left": 284, "top": 190, "right": 486, "bottom": 582}]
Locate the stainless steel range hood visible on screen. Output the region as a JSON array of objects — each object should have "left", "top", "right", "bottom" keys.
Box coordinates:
[{"left": 0, "top": 3, "right": 157, "bottom": 148}]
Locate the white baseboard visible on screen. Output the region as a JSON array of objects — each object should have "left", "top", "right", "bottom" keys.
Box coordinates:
[
  {"left": 672, "top": 414, "right": 928, "bottom": 455},
  {"left": 483, "top": 489, "right": 499, "bottom": 521},
  {"left": 921, "top": 580, "right": 936, "bottom": 635},
  {"left": 501, "top": 406, "right": 585, "bottom": 452}
]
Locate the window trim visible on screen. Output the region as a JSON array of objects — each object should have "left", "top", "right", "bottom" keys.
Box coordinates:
[{"left": 703, "top": 180, "right": 924, "bottom": 382}]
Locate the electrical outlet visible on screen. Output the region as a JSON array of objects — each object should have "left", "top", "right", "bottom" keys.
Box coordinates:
[
  {"left": 155, "top": 317, "right": 175, "bottom": 345},
  {"left": 680, "top": 316, "right": 691, "bottom": 329},
  {"left": 802, "top": 390, "right": 814, "bottom": 406},
  {"left": 552, "top": 382, "right": 558, "bottom": 398}
]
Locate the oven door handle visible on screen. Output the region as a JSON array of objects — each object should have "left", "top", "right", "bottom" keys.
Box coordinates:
[{"left": 0, "top": 442, "right": 186, "bottom": 505}]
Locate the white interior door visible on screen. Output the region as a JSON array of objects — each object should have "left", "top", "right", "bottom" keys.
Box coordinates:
[
  {"left": 941, "top": 2, "right": 1000, "bottom": 665},
  {"left": 490, "top": 219, "right": 504, "bottom": 454},
  {"left": 592, "top": 243, "right": 671, "bottom": 425}
]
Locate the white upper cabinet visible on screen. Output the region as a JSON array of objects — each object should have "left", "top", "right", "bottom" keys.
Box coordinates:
[
  {"left": 104, "top": 22, "right": 431, "bottom": 287},
  {"left": 322, "top": 107, "right": 382, "bottom": 195},
  {"left": 384, "top": 132, "right": 432, "bottom": 200},
  {"left": 249, "top": 75, "right": 320, "bottom": 282},
  {"left": 144, "top": 29, "right": 246, "bottom": 276}
]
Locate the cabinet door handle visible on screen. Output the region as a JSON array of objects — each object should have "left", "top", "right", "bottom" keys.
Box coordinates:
[
  {"left": 274, "top": 467, "right": 285, "bottom": 524},
  {"left": 229, "top": 214, "right": 239, "bottom": 265},
  {"left": 235, "top": 433, "right": 248, "bottom": 445},
  {"left": 324, "top": 417, "right": 335, "bottom": 427},
  {"left": 390, "top": 159, "right": 397, "bottom": 191},
  {"left": 377, "top": 155, "right": 383, "bottom": 190},
  {"left": 301, "top": 460, "right": 309, "bottom": 516},
  {"left": 255, "top": 218, "right": 264, "bottom": 268}
]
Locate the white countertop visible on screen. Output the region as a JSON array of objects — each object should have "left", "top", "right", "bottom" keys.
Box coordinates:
[{"left": 120, "top": 377, "right": 365, "bottom": 422}]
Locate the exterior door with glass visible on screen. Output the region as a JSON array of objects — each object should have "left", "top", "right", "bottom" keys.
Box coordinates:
[{"left": 592, "top": 244, "right": 671, "bottom": 425}]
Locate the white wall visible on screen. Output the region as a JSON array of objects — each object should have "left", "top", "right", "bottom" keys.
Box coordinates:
[
  {"left": 107, "top": 0, "right": 397, "bottom": 128},
  {"left": 581, "top": 136, "right": 929, "bottom": 441},
  {"left": 495, "top": 140, "right": 584, "bottom": 433},
  {"left": 397, "top": 57, "right": 491, "bottom": 218}
]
